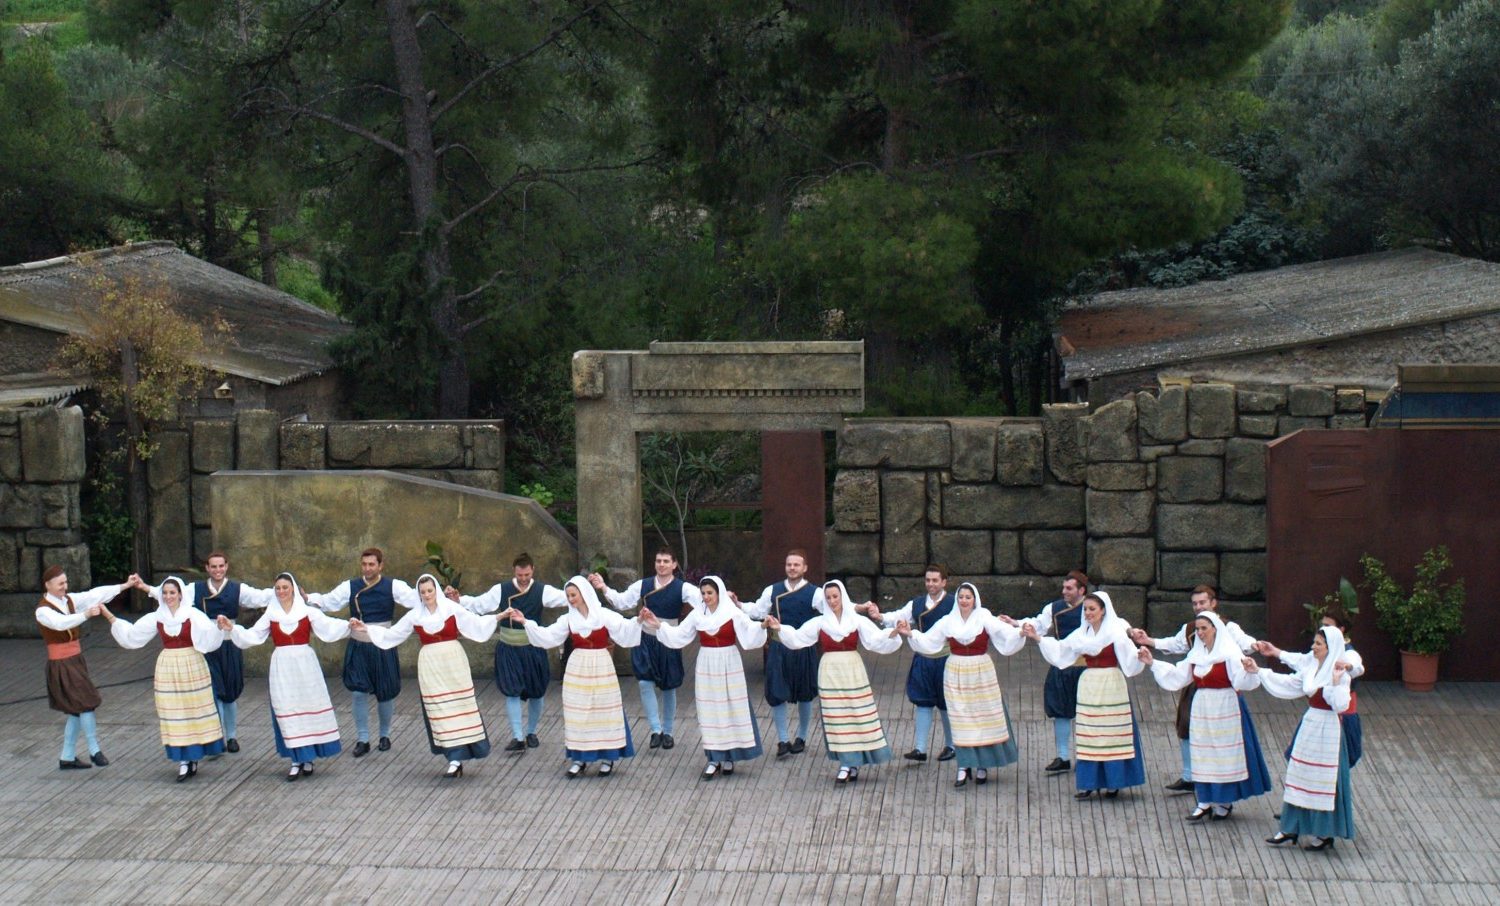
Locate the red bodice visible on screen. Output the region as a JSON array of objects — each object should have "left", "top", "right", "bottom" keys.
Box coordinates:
[
  {"left": 1083, "top": 645, "right": 1120, "bottom": 669},
  {"left": 271, "top": 617, "right": 313, "bottom": 647},
  {"left": 699, "top": 622, "right": 738, "bottom": 648},
  {"left": 1194, "top": 661, "right": 1233, "bottom": 689},
  {"left": 570, "top": 627, "right": 612, "bottom": 649},
  {"left": 415, "top": 615, "right": 460, "bottom": 644},
  {"left": 818, "top": 631, "right": 859, "bottom": 653},
  {"left": 1309, "top": 687, "right": 1356, "bottom": 714},
  {"left": 950, "top": 633, "right": 990, "bottom": 656},
  {"left": 157, "top": 620, "right": 195, "bottom": 649}
]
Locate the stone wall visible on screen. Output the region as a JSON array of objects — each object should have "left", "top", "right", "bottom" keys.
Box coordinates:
[
  {"left": 0, "top": 407, "right": 88, "bottom": 635},
  {"left": 826, "top": 381, "right": 1370, "bottom": 637}
]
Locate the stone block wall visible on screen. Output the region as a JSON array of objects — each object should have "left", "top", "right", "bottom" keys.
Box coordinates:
[
  {"left": 826, "top": 382, "right": 1369, "bottom": 636},
  {"left": 0, "top": 407, "right": 88, "bottom": 634}
]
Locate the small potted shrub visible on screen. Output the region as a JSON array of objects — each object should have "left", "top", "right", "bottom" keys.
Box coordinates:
[{"left": 1359, "top": 546, "right": 1465, "bottom": 692}]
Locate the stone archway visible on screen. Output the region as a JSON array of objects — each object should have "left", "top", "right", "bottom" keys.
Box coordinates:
[{"left": 572, "top": 341, "right": 864, "bottom": 586}]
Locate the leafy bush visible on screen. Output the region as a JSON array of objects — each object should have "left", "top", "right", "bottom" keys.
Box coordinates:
[{"left": 1360, "top": 546, "right": 1465, "bottom": 655}]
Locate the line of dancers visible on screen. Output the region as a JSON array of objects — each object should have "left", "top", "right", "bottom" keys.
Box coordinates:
[{"left": 35, "top": 549, "right": 1362, "bottom": 851}]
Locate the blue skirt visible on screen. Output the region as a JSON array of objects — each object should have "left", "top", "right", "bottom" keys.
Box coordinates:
[
  {"left": 270, "top": 705, "right": 342, "bottom": 762},
  {"left": 907, "top": 654, "right": 947, "bottom": 709},
  {"left": 705, "top": 713, "right": 764, "bottom": 763},
  {"left": 833, "top": 745, "right": 892, "bottom": 767},
  {"left": 1194, "top": 696, "right": 1273, "bottom": 805},
  {"left": 342, "top": 639, "right": 401, "bottom": 702},
  {"left": 165, "top": 739, "right": 225, "bottom": 762},
  {"left": 203, "top": 644, "right": 245, "bottom": 703},
  {"left": 1044, "top": 664, "right": 1085, "bottom": 719},
  {"left": 1280, "top": 743, "right": 1357, "bottom": 840},
  {"left": 1075, "top": 720, "right": 1146, "bottom": 791},
  {"left": 495, "top": 641, "right": 550, "bottom": 700},
  {"left": 1285, "top": 712, "right": 1363, "bottom": 769},
  {"left": 631, "top": 634, "right": 685, "bottom": 690},
  {"left": 956, "top": 700, "right": 1020, "bottom": 770},
  {"left": 422, "top": 710, "right": 491, "bottom": 761},
  {"left": 566, "top": 709, "right": 636, "bottom": 763},
  {"left": 764, "top": 641, "right": 819, "bottom": 706}
]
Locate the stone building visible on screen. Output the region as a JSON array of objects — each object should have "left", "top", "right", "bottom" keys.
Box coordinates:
[
  {"left": 0, "top": 241, "right": 349, "bottom": 419},
  {"left": 1056, "top": 248, "right": 1500, "bottom": 405}
]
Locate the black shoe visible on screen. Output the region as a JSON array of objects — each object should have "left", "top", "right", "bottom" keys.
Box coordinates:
[
  {"left": 937, "top": 746, "right": 956, "bottom": 762},
  {"left": 566, "top": 761, "right": 585, "bottom": 778},
  {"left": 954, "top": 769, "right": 969, "bottom": 788},
  {"left": 526, "top": 733, "right": 539, "bottom": 748},
  {"left": 377, "top": 737, "right": 391, "bottom": 752},
  {"left": 226, "top": 738, "right": 240, "bottom": 754},
  {"left": 975, "top": 769, "right": 988, "bottom": 786},
  {"left": 790, "top": 737, "right": 806, "bottom": 754},
  {"left": 1210, "top": 805, "right": 1234, "bottom": 821},
  {"left": 188, "top": 761, "right": 198, "bottom": 776},
  {"left": 721, "top": 762, "right": 734, "bottom": 775},
  {"left": 1186, "top": 806, "right": 1211, "bottom": 823},
  {"left": 1074, "top": 790, "right": 1094, "bottom": 800},
  {"left": 301, "top": 762, "right": 314, "bottom": 776},
  {"left": 1265, "top": 832, "right": 1298, "bottom": 847},
  {"left": 903, "top": 749, "right": 928, "bottom": 763},
  {"left": 701, "top": 763, "right": 720, "bottom": 781},
  {"left": 661, "top": 734, "right": 675, "bottom": 750},
  {"left": 649, "top": 732, "right": 662, "bottom": 749},
  {"left": 444, "top": 762, "right": 463, "bottom": 779},
  {"left": 1103, "top": 789, "right": 1120, "bottom": 799},
  {"left": 59, "top": 758, "right": 91, "bottom": 771},
  {"left": 177, "top": 764, "right": 192, "bottom": 783},
  {"left": 504, "top": 738, "right": 526, "bottom": 752},
  {"left": 1044, "top": 757, "right": 1070, "bottom": 774},
  {"left": 835, "top": 767, "right": 852, "bottom": 784},
  {"left": 89, "top": 751, "right": 110, "bottom": 767},
  {"left": 353, "top": 741, "right": 371, "bottom": 758},
  {"left": 1165, "top": 778, "right": 1195, "bottom": 794},
  {"left": 776, "top": 741, "right": 791, "bottom": 758},
  {"left": 598, "top": 761, "right": 616, "bottom": 776},
  {"left": 286, "top": 764, "right": 302, "bottom": 782},
  {"left": 1307, "top": 837, "right": 1335, "bottom": 851}
]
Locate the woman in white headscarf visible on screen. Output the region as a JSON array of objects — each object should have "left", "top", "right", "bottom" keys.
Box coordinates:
[
  {"left": 1140, "top": 611, "right": 1272, "bottom": 821},
  {"left": 219, "top": 572, "right": 349, "bottom": 781},
  {"left": 1024, "top": 590, "right": 1147, "bottom": 798},
  {"left": 765, "top": 579, "right": 902, "bottom": 783},
  {"left": 1245, "top": 625, "right": 1356, "bottom": 851},
  {"left": 500, "top": 576, "right": 643, "bottom": 777},
  {"left": 100, "top": 576, "right": 226, "bottom": 781},
  {"left": 898, "top": 582, "right": 1025, "bottom": 788},
  {"left": 354, "top": 574, "right": 501, "bottom": 778},
  {"left": 640, "top": 576, "right": 767, "bottom": 779}
]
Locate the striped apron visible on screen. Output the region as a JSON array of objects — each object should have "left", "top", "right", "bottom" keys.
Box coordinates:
[
  {"left": 1187, "top": 663, "right": 1248, "bottom": 784},
  {"left": 946, "top": 634, "right": 1010, "bottom": 747},
  {"left": 693, "top": 622, "right": 758, "bottom": 752},
  {"left": 1284, "top": 693, "right": 1342, "bottom": 812},
  {"left": 1075, "top": 646, "right": 1136, "bottom": 762},
  {"left": 818, "top": 633, "right": 888, "bottom": 754},
  {"left": 154, "top": 622, "right": 224, "bottom": 751},
  {"left": 415, "top": 617, "right": 487, "bottom": 751},
  {"left": 562, "top": 628, "right": 628, "bottom": 752}
]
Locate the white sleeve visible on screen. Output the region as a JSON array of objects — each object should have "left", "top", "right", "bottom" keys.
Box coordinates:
[
  {"left": 308, "top": 610, "right": 352, "bottom": 643},
  {"left": 36, "top": 606, "right": 90, "bottom": 632},
  {"left": 364, "top": 610, "right": 416, "bottom": 649},
  {"left": 1229, "top": 657, "right": 1260, "bottom": 692},
  {"left": 1340, "top": 648, "right": 1365, "bottom": 679},
  {"left": 1114, "top": 638, "right": 1146, "bottom": 678},
  {"left": 980, "top": 612, "right": 1027, "bottom": 656},
  {"left": 522, "top": 616, "right": 571, "bottom": 649},
  {"left": 602, "top": 583, "right": 639, "bottom": 613},
  {"left": 391, "top": 580, "right": 421, "bottom": 609},
  {"left": 811, "top": 585, "right": 827, "bottom": 614},
  {"left": 652, "top": 611, "right": 699, "bottom": 649},
  {"left": 188, "top": 610, "right": 225, "bottom": 653},
  {"left": 110, "top": 613, "right": 160, "bottom": 650},
  {"left": 237, "top": 584, "right": 274, "bottom": 610},
  {"left": 856, "top": 615, "right": 903, "bottom": 655},
  {"left": 1322, "top": 676, "right": 1352, "bottom": 712},
  {"left": 605, "top": 611, "right": 643, "bottom": 647},
  {"left": 309, "top": 582, "right": 351, "bottom": 613},
  {"left": 458, "top": 583, "right": 506, "bottom": 615},
  {"left": 776, "top": 615, "right": 822, "bottom": 651},
  {"left": 742, "top": 585, "right": 774, "bottom": 620},
  {"left": 1256, "top": 670, "right": 1306, "bottom": 700},
  {"left": 906, "top": 625, "right": 948, "bottom": 657},
  {"left": 1148, "top": 658, "right": 1195, "bottom": 692},
  {"left": 68, "top": 584, "right": 127, "bottom": 611},
  {"left": 1227, "top": 621, "right": 1258, "bottom": 654},
  {"left": 231, "top": 611, "right": 272, "bottom": 648},
  {"left": 540, "top": 584, "right": 569, "bottom": 609},
  {"left": 1022, "top": 603, "right": 1055, "bottom": 636},
  {"left": 732, "top": 611, "right": 768, "bottom": 650},
  {"left": 680, "top": 582, "right": 705, "bottom": 613},
  {"left": 876, "top": 600, "right": 914, "bottom": 628},
  {"left": 1277, "top": 650, "right": 1315, "bottom": 672},
  {"left": 1153, "top": 626, "right": 1190, "bottom": 656},
  {"left": 1036, "top": 635, "right": 1076, "bottom": 669},
  {"left": 454, "top": 608, "right": 499, "bottom": 644}
]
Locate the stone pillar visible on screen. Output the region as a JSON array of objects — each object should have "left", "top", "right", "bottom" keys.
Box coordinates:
[{"left": 574, "top": 352, "right": 642, "bottom": 586}]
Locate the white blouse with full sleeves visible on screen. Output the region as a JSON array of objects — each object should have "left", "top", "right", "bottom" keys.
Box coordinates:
[
  {"left": 521, "top": 606, "right": 643, "bottom": 649},
  {"left": 650, "top": 607, "right": 768, "bottom": 650},
  {"left": 776, "top": 611, "right": 903, "bottom": 655},
  {"left": 907, "top": 608, "right": 1025, "bottom": 658},
  {"left": 364, "top": 599, "right": 499, "bottom": 648},
  {"left": 230, "top": 604, "right": 350, "bottom": 648},
  {"left": 1256, "top": 668, "right": 1352, "bottom": 711},
  {"left": 109, "top": 606, "right": 225, "bottom": 654},
  {"left": 36, "top": 585, "right": 127, "bottom": 631},
  {"left": 1278, "top": 647, "right": 1365, "bottom": 679},
  {"left": 1038, "top": 631, "right": 1146, "bottom": 677},
  {"left": 1148, "top": 655, "right": 1260, "bottom": 692}
]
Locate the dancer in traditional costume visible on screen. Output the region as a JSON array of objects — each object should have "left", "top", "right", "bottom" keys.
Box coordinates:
[
  {"left": 898, "top": 582, "right": 1025, "bottom": 788},
  {"left": 145, "top": 552, "right": 273, "bottom": 753},
  {"left": 1140, "top": 611, "right": 1271, "bottom": 821},
  {"left": 764, "top": 579, "right": 901, "bottom": 784},
  {"left": 1024, "top": 590, "right": 1147, "bottom": 799},
  {"left": 1248, "top": 626, "right": 1357, "bottom": 851},
  {"left": 1130, "top": 585, "right": 1258, "bottom": 794},
  {"left": 742, "top": 549, "right": 825, "bottom": 757},
  {"left": 640, "top": 576, "right": 766, "bottom": 779},
  {"left": 860, "top": 564, "right": 957, "bottom": 764},
  {"left": 591, "top": 548, "right": 702, "bottom": 751},
  {"left": 1256, "top": 610, "right": 1364, "bottom": 769},
  {"left": 357, "top": 574, "right": 499, "bottom": 778},
  {"left": 103, "top": 577, "right": 226, "bottom": 781},
  {"left": 1008, "top": 570, "right": 1090, "bottom": 774},
  {"left": 222, "top": 573, "right": 348, "bottom": 781},
  {"left": 452, "top": 552, "right": 567, "bottom": 752},
  {"left": 36, "top": 565, "right": 134, "bottom": 770},
  {"left": 308, "top": 548, "right": 419, "bottom": 757},
  {"left": 502, "top": 577, "right": 643, "bottom": 777}
]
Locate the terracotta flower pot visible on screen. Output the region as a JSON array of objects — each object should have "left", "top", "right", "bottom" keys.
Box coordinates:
[{"left": 1400, "top": 650, "right": 1440, "bottom": 692}]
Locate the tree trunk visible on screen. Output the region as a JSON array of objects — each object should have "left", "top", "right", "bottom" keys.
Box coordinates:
[
  {"left": 119, "top": 339, "right": 150, "bottom": 594},
  {"left": 384, "top": 0, "right": 470, "bottom": 416},
  {"left": 256, "top": 210, "right": 278, "bottom": 288}
]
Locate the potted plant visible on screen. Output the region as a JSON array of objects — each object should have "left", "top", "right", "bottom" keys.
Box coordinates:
[
  {"left": 1303, "top": 576, "right": 1359, "bottom": 637},
  {"left": 1359, "top": 546, "right": 1465, "bottom": 692}
]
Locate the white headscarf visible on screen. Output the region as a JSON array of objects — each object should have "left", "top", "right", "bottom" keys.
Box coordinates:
[
  {"left": 268, "top": 572, "right": 313, "bottom": 631},
  {"left": 819, "top": 580, "right": 864, "bottom": 642},
  {"left": 1303, "top": 624, "right": 1348, "bottom": 696},
  {"left": 937, "top": 582, "right": 991, "bottom": 645},
  {"left": 1182, "top": 611, "right": 1242, "bottom": 675},
  {"left": 408, "top": 573, "right": 456, "bottom": 631},
  {"left": 563, "top": 576, "right": 608, "bottom": 631},
  {"left": 1065, "top": 590, "right": 1130, "bottom": 656},
  {"left": 152, "top": 576, "right": 195, "bottom": 631},
  {"left": 694, "top": 575, "right": 743, "bottom": 633}
]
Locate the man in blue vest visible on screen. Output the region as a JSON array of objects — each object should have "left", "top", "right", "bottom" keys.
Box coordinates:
[
  {"left": 1004, "top": 569, "right": 1089, "bottom": 774},
  {"left": 451, "top": 552, "right": 568, "bottom": 752},
  {"left": 146, "top": 552, "right": 275, "bottom": 753},
  {"left": 859, "top": 564, "right": 957, "bottom": 763},
  {"left": 591, "top": 548, "right": 703, "bottom": 750},
  {"left": 742, "top": 549, "right": 825, "bottom": 758},
  {"left": 310, "top": 548, "right": 420, "bottom": 757}
]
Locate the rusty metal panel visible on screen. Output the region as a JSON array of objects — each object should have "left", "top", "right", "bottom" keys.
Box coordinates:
[{"left": 760, "top": 431, "right": 827, "bottom": 583}]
